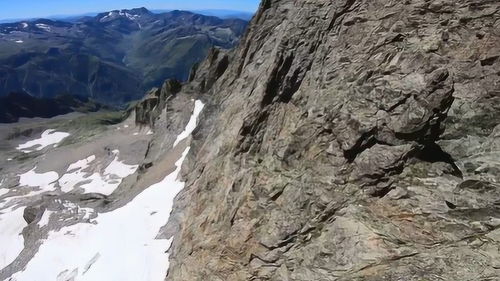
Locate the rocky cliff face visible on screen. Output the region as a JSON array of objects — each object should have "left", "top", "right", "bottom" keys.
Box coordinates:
[{"left": 165, "top": 0, "right": 500, "bottom": 280}]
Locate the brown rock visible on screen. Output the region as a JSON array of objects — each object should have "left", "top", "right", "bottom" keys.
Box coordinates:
[{"left": 164, "top": 0, "right": 500, "bottom": 280}]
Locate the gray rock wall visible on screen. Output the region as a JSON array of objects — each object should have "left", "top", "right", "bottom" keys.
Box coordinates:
[{"left": 166, "top": 0, "right": 500, "bottom": 280}]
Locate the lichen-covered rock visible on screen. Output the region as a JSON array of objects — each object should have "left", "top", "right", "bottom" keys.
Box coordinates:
[{"left": 167, "top": 0, "right": 500, "bottom": 280}]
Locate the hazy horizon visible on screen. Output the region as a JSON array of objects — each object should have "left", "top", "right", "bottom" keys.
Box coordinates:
[{"left": 0, "top": 0, "right": 260, "bottom": 21}]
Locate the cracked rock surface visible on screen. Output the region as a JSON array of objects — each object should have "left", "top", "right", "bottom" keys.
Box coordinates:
[{"left": 166, "top": 0, "right": 500, "bottom": 280}]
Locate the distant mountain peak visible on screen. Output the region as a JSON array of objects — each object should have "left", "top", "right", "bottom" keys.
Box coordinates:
[
  {"left": 98, "top": 8, "right": 153, "bottom": 23},
  {"left": 128, "top": 7, "right": 151, "bottom": 15}
]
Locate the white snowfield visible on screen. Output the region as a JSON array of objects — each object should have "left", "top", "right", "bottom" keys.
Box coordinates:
[
  {"left": 104, "top": 151, "right": 137, "bottom": 178},
  {"left": 17, "top": 129, "right": 70, "bottom": 153},
  {"left": 59, "top": 155, "right": 96, "bottom": 193},
  {"left": 0, "top": 206, "right": 26, "bottom": 270},
  {"left": 10, "top": 148, "right": 190, "bottom": 281},
  {"left": 59, "top": 152, "right": 138, "bottom": 195},
  {"left": 19, "top": 168, "right": 59, "bottom": 192},
  {"left": 14, "top": 40, "right": 23, "bottom": 43},
  {"left": 37, "top": 210, "right": 54, "bottom": 228},
  {"left": 5, "top": 100, "right": 204, "bottom": 280},
  {"left": 0, "top": 189, "right": 8, "bottom": 197},
  {"left": 173, "top": 100, "right": 205, "bottom": 147}
]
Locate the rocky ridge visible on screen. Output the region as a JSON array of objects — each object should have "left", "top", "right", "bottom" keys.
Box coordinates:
[{"left": 154, "top": 0, "right": 500, "bottom": 280}]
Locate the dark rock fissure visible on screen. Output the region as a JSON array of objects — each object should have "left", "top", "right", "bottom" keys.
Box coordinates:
[
  {"left": 480, "top": 55, "right": 499, "bottom": 66},
  {"left": 261, "top": 52, "right": 295, "bottom": 107},
  {"left": 344, "top": 128, "right": 378, "bottom": 162},
  {"left": 416, "top": 142, "right": 463, "bottom": 178}
]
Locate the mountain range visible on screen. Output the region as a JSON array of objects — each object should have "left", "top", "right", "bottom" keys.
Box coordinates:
[
  {"left": 0, "top": 9, "right": 254, "bottom": 24},
  {"left": 0, "top": 8, "right": 248, "bottom": 106}
]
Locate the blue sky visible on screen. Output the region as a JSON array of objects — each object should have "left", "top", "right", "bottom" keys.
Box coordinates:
[{"left": 0, "top": 0, "right": 260, "bottom": 20}]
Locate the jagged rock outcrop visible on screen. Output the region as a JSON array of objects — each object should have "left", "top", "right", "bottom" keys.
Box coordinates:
[
  {"left": 166, "top": 0, "right": 500, "bottom": 280},
  {"left": 135, "top": 80, "right": 183, "bottom": 127},
  {"left": 188, "top": 48, "right": 232, "bottom": 94},
  {"left": 133, "top": 46, "right": 235, "bottom": 176},
  {"left": 134, "top": 48, "right": 232, "bottom": 128}
]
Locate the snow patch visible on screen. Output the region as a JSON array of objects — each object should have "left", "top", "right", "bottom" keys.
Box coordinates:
[
  {"left": 19, "top": 168, "right": 59, "bottom": 192},
  {"left": 104, "top": 151, "right": 138, "bottom": 178},
  {"left": 21, "top": 22, "right": 28, "bottom": 28},
  {"left": 17, "top": 129, "right": 70, "bottom": 153},
  {"left": 0, "top": 188, "right": 8, "bottom": 197},
  {"left": 37, "top": 210, "right": 53, "bottom": 228},
  {"left": 35, "top": 23, "right": 51, "bottom": 32},
  {"left": 173, "top": 100, "right": 205, "bottom": 147},
  {"left": 100, "top": 12, "right": 114, "bottom": 21},
  {"left": 76, "top": 175, "right": 112, "bottom": 194},
  {"left": 100, "top": 10, "right": 140, "bottom": 22},
  {"left": 0, "top": 206, "right": 26, "bottom": 269},
  {"left": 14, "top": 40, "right": 23, "bottom": 43},
  {"left": 11, "top": 148, "right": 190, "bottom": 281},
  {"left": 59, "top": 152, "right": 138, "bottom": 195},
  {"left": 119, "top": 10, "right": 140, "bottom": 21},
  {"left": 67, "top": 155, "right": 96, "bottom": 172}
]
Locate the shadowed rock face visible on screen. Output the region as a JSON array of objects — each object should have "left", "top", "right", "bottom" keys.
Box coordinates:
[{"left": 165, "top": 0, "right": 500, "bottom": 280}]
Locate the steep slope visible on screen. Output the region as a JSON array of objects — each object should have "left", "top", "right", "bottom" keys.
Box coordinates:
[
  {"left": 0, "top": 9, "right": 248, "bottom": 106},
  {"left": 164, "top": 0, "right": 500, "bottom": 280},
  {"left": 0, "top": 88, "right": 203, "bottom": 279}
]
